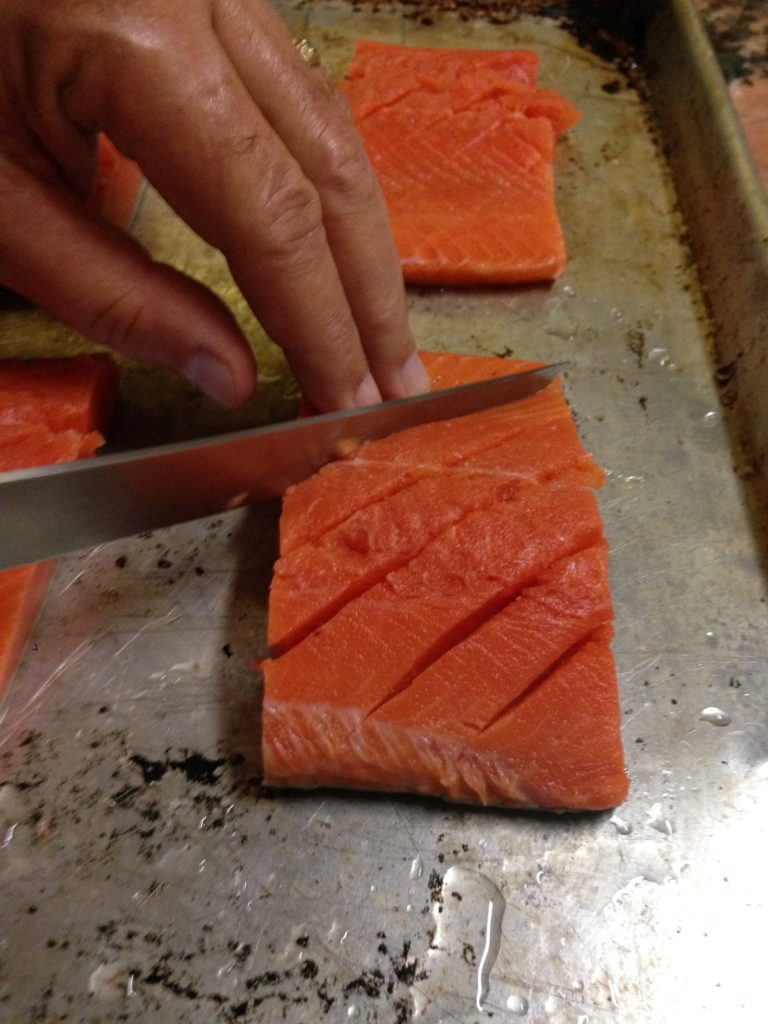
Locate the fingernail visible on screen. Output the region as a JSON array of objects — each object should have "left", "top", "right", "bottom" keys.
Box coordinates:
[
  {"left": 184, "top": 351, "right": 237, "bottom": 406},
  {"left": 399, "top": 352, "right": 431, "bottom": 396},
  {"left": 353, "top": 373, "right": 382, "bottom": 408}
]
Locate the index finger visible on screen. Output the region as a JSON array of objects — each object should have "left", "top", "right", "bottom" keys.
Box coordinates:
[{"left": 214, "top": 0, "right": 429, "bottom": 401}]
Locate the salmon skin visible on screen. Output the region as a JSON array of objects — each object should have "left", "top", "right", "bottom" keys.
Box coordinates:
[
  {"left": 262, "top": 352, "right": 629, "bottom": 812},
  {"left": 341, "top": 41, "right": 581, "bottom": 285},
  {"left": 0, "top": 355, "right": 118, "bottom": 700}
]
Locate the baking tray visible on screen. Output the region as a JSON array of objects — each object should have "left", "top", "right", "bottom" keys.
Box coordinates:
[{"left": 1, "top": 1, "right": 767, "bottom": 1021}]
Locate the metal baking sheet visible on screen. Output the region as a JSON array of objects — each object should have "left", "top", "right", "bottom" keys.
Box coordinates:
[{"left": 1, "top": 1, "right": 767, "bottom": 1022}]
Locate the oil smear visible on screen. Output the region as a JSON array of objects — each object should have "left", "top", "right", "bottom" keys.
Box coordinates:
[{"left": 412, "top": 866, "right": 506, "bottom": 1019}]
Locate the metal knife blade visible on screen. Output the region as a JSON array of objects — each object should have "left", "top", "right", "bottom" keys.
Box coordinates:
[{"left": 0, "top": 363, "right": 562, "bottom": 569}]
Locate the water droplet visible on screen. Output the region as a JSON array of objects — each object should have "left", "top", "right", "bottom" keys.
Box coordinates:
[
  {"left": 610, "top": 814, "right": 632, "bottom": 835},
  {"left": 475, "top": 891, "right": 504, "bottom": 1010},
  {"left": 126, "top": 974, "right": 136, "bottom": 998},
  {"left": 648, "top": 346, "right": 675, "bottom": 369},
  {"left": 410, "top": 855, "right": 424, "bottom": 880},
  {"left": 700, "top": 706, "right": 731, "bottom": 727},
  {"left": 646, "top": 802, "right": 675, "bottom": 835},
  {"left": 703, "top": 410, "right": 720, "bottom": 427},
  {"left": 562, "top": 285, "right": 575, "bottom": 297},
  {"left": 506, "top": 992, "right": 529, "bottom": 1014},
  {"left": 705, "top": 630, "right": 718, "bottom": 647},
  {"left": 347, "top": 1005, "right": 360, "bottom": 1018}
]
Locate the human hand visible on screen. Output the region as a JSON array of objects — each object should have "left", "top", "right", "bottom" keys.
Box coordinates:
[{"left": 0, "top": 0, "right": 429, "bottom": 410}]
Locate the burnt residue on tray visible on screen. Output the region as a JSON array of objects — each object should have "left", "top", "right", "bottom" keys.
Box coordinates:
[
  {"left": 696, "top": 0, "right": 768, "bottom": 82},
  {"left": 347, "top": 0, "right": 645, "bottom": 76}
]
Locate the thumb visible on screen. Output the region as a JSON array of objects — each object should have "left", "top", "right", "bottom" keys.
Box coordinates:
[{"left": 0, "top": 157, "right": 257, "bottom": 407}]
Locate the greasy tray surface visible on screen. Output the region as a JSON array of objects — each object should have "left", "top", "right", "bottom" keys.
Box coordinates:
[{"left": 1, "top": 2, "right": 766, "bottom": 1021}]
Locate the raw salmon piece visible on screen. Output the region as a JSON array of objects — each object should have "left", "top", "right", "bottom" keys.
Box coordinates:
[
  {"left": 343, "top": 41, "right": 580, "bottom": 284},
  {"left": 0, "top": 564, "right": 56, "bottom": 703},
  {"left": 0, "top": 354, "right": 118, "bottom": 699},
  {"left": 363, "top": 106, "right": 564, "bottom": 284},
  {"left": 89, "top": 135, "right": 144, "bottom": 230},
  {"left": 0, "top": 354, "right": 118, "bottom": 435},
  {"left": 263, "top": 483, "right": 605, "bottom": 789},
  {"left": 262, "top": 350, "right": 627, "bottom": 810}
]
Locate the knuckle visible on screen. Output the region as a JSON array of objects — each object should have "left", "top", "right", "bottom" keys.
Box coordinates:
[
  {"left": 317, "top": 127, "right": 376, "bottom": 204},
  {"left": 363, "top": 294, "right": 408, "bottom": 339},
  {"left": 260, "top": 172, "right": 324, "bottom": 255},
  {"left": 86, "top": 270, "right": 157, "bottom": 359}
]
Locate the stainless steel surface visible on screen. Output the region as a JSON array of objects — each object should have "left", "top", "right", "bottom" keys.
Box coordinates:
[
  {"left": 0, "top": 365, "right": 559, "bottom": 569},
  {"left": 645, "top": 0, "right": 768, "bottom": 489},
  {"left": 1, "top": 1, "right": 767, "bottom": 1022}
]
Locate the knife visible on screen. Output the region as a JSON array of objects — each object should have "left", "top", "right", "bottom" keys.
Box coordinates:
[{"left": 0, "top": 363, "right": 562, "bottom": 569}]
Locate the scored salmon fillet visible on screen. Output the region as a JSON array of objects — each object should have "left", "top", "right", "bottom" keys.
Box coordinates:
[
  {"left": 0, "top": 355, "right": 119, "bottom": 700},
  {"left": 342, "top": 41, "right": 581, "bottom": 285},
  {"left": 262, "top": 352, "right": 629, "bottom": 811}
]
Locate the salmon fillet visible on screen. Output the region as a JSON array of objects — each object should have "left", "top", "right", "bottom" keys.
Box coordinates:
[
  {"left": 0, "top": 355, "right": 119, "bottom": 700},
  {"left": 342, "top": 41, "right": 580, "bottom": 285},
  {"left": 262, "top": 352, "right": 628, "bottom": 811}
]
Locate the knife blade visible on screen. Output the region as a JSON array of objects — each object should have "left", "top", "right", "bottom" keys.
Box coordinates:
[{"left": 0, "top": 363, "right": 562, "bottom": 569}]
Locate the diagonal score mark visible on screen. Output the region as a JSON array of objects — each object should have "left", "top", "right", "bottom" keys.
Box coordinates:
[
  {"left": 285, "top": 387, "right": 562, "bottom": 553},
  {"left": 268, "top": 478, "right": 520, "bottom": 658},
  {"left": 355, "top": 529, "right": 604, "bottom": 735},
  {"left": 473, "top": 629, "right": 601, "bottom": 736}
]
